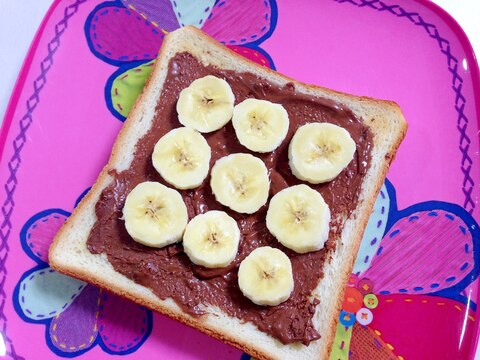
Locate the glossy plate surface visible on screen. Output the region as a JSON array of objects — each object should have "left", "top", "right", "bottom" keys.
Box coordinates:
[{"left": 0, "top": 0, "right": 479, "bottom": 359}]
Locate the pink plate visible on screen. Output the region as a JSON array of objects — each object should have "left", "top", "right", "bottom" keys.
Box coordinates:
[{"left": 0, "top": 0, "right": 479, "bottom": 359}]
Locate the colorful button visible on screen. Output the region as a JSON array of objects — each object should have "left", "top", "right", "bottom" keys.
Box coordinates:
[
  {"left": 342, "top": 287, "right": 364, "bottom": 313},
  {"left": 348, "top": 274, "right": 359, "bottom": 287},
  {"left": 356, "top": 308, "right": 373, "bottom": 326},
  {"left": 339, "top": 310, "right": 356, "bottom": 327},
  {"left": 364, "top": 293, "right": 379, "bottom": 309},
  {"left": 358, "top": 278, "right": 374, "bottom": 295}
]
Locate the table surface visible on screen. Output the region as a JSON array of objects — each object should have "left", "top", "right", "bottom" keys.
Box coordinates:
[{"left": 1, "top": 0, "right": 479, "bottom": 358}]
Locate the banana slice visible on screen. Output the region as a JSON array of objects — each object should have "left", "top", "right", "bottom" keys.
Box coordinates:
[
  {"left": 183, "top": 210, "right": 240, "bottom": 268},
  {"left": 238, "top": 246, "right": 294, "bottom": 306},
  {"left": 266, "top": 184, "right": 330, "bottom": 253},
  {"left": 288, "top": 123, "right": 356, "bottom": 183},
  {"left": 210, "top": 153, "right": 270, "bottom": 214},
  {"left": 177, "top": 75, "right": 235, "bottom": 133},
  {"left": 152, "top": 127, "right": 211, "bottom": 190},
  {"left": 232, "top": 99, "right": 289, "bottom": 153},
  {"left": 123, "top": 182, "right": 188, "bottom": 248}
]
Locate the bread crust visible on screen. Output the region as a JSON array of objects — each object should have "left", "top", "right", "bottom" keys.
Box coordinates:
[{"left": 49, "top": 26, "right": 407, "bottom": 360}]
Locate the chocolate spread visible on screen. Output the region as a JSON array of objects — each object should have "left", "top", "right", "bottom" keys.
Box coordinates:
[{"left": 87, "top": 53, "right": 372, "bottom": 345}]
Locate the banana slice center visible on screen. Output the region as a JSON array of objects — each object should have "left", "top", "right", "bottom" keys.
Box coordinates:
[
  {"left": 195, "top": 95, "right": 231, "bottom": 128},
  {"left": 308, "top": 140, "right": 341, "bottom": 163},
  {"left": 287, "top": 198, "right": 311, "bottom": 225},
  {"left": 293, "top": 209, "right": 308, "bottom": 224},
  {"left": 207, "top": 231, "right": 220, "bottom": 244},
  {"left": 228, "top": 171, "right": 249, "bottom": 197},
  {"left": 202, "top": 96, "right": 215, "bottom": 106},
  {"left": 194, "top": 92, "right": 228, "bottom": 111},
  {"left": 142, "top": 199, "right": 168, "bottom": 225},
  {"left": 253, "top": 257, "right": 287, "bottom": 284},
  {"left": 247, "top": 112, "right": 272, "bottom": 139},
  {"left": 259, "top": 264, "right": 278, "bottom": 281},
  {"left": 204, "top": 225, "right": 225, "bottom": 247},
  {"left": 173, "top": 142, "right": 197, "bottom": 169}
]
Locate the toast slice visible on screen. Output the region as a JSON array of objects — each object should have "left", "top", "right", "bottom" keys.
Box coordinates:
[{"left": 49, "top": 26, "right": 407, "bottom": 360}]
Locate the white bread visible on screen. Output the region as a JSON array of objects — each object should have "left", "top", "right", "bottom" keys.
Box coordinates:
[{"left": 49, "top": 26, "right": 407, "bottom": 360}]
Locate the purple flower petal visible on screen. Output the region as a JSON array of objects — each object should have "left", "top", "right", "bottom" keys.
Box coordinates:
[
  {"left": 25, "top": 211, "right": 68, "bottom": 263},
  {"left": 98, "top": 291, "right": 150, "bottom": 352},
  {"left": 202, "top": 0, "right": 272, "bottom": 45},
  {"left": 120, "top": 0, "right": 179, "bottom": 31},
  {"left": 49, "top": 285, "right": 100, "bottom": 353},
  {"left": 87, "top": 5, "right": 168, "bottom": 63},
  {"left": 363, "top": 210, "right": 475, "bottom": 294}
]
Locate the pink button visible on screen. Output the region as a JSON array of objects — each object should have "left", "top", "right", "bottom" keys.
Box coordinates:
[
  {"left": 356, "top": 308, "right": 373, "bottom": 326},
  {"left": 348, "top": 274, "right": 359, "bottom": 287},
  {"left": 358, "top": 278, "right": 374, "bottom": 295}
]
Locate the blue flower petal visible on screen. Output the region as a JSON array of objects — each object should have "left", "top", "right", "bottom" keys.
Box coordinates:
[
  {"left": 353, "top": 183, "right": 390, "bottom": 274},
  {"left": 18, "top": 267, "right": 86, "bottom": 320}
]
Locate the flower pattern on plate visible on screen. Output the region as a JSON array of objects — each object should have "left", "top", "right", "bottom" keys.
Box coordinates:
[
  {"left": 14, "top": 192, "right": 152, "bottom": 357},
  {"left": 330, "top": 179, "right": 480, "bottom": 360},
  {"left": 85, "top": 0, "right": 278, "bottom": 120}
]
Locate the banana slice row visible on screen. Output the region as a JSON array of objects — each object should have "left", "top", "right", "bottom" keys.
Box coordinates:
[
  {"left": 123, "top": 183, "right": 240, "bottom": 268},
  {"left": 122, "top": 182, "right": 293, "bottom": 305},
  {"left": 176, "top": 75, "right": 356, "bottom": 183},
  {"left": 177, "top": 75, "right": 290, "bottom": 152},
  {"left": 121, "top": 181, "right": 325, "bottom": 305}
]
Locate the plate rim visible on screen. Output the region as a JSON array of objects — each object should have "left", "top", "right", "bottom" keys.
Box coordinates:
[{"left": 0, "top": 0, "right": 479, "bottom": 358}]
